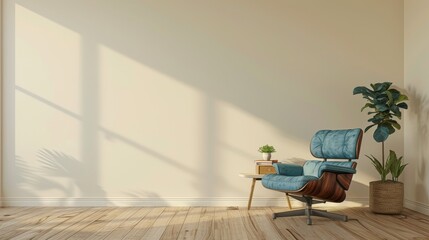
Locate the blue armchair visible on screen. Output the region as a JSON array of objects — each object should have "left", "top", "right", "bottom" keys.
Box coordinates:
[{"left": 262, "top": 128, "right": 363, "bottom": 225}]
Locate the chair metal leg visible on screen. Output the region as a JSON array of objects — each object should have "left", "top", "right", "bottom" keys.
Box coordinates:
[
  {"left": 311, "top": 210, "right": 348, "bottom": 222},
  {"left": 273, "top": 209, "right": 305, "bottom": 219},
  {"left": 305, "top": 208, "right": 312, "bottom": 225}
]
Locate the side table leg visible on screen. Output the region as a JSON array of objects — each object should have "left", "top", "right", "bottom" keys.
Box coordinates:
[
  {"left": 286, "top": 193, "right": 292, "bottom": 209},
  {"left": 247, "top": 178, "right": 257, "bottom": 210}
]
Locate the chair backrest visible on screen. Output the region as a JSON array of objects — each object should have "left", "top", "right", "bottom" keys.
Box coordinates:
[{"left": 310, "top": 128, "right": 363, "bottom": 160}]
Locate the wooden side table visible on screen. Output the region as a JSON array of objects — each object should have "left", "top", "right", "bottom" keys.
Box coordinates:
[{"left": 239, "top": 173, "right": 292, "bottom": 210}]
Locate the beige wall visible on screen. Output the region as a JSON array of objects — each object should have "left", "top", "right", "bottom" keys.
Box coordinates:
[
  {"left": 3, "top": 0, "right": 404, "bottom": 206},
  {"left": 404, "top": 0, "right": 429, "bottom": 215}
]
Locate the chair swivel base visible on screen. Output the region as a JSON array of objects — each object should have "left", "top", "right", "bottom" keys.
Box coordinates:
[
  {"left": 272, "top": 208, "right": 348, "bottom": 225},
  {"left": 272, "top": 195, "right": 348, "bottom": 225}
]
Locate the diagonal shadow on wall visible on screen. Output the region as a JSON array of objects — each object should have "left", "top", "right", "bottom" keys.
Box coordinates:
[{"left": 405, "top": 86, "right": 429, "bottom": 203}]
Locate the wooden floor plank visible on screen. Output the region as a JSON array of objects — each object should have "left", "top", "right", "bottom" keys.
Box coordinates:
[
  {"left": 401, "top": 208, "right": 429, "bottom": 235},
  {"left": 270, "top": 206, "right": 381, "bottom": 240},
  {"left": 83, "top": 207, "right": 138, "bottom": 240},
  {"left": 122, "top": 207, "right": 165, "bottom": 240},
  {"left": 176, "top": 207, "right": 202, "bottom": 240},
  {"left": 214, "top": 207, "right": 231, "bottom": 240},
  {"left": 104, "top": 208, "right": 152, "bottom": 240},
  {"left": 248, "top": 208, "right": 285, "bottom": 240},
  {"left": 48, "top": 208, "right": 109, "bottom": 240},
  {"left": 227, "top": 207, "right": 249, "bottom": 240},
  {"left": 194, "top": 207, "right": 215, "bottom": 240},
  {"left": 348, "top": 207, "right": 429, "bottom": 240},
  {"left": 0, "top": 207, "right": 32, "bottom": 218},
  {"left": 303, "top": 208, "right": 361, "bottom": 240},
  {"left": 238, "top": 208, "right": 266, "bottom": 240},
  {"left": 0, "top": 207, "right": 426, "bottom": 240},
  {"left": 0, "top": 207, "right": 52, "bottom": 231},
  {"left": 67, "top": 207, "right": 121, "bottom": 240},
  {"left": 65, "top": 207, "right": 120, "bottom": 240},
  {"left": 32, "top": 208, "right": 102, "bottom": 240},
  {"left": 0, "top": 208, "right": 64, "bottom": 238},
  {"left": 266, "top": 207, "right": 304, "bottom": 240},
  {"left": 142, "top": 209, "right": 176, "bottom": 240},
  {"left": 9, "top": 208, "right": 84, "bottom": 240},
  {"left": 160, "top": 207, "right": 190, "bottom": 240}
]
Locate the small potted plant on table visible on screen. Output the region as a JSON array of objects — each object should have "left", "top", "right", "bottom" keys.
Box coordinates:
[
  {"left": 258, "top": 144, "right": 276, "bottom": 161},
  {"left": 353, "top": 82, "right": 408, "bottom": 214}
]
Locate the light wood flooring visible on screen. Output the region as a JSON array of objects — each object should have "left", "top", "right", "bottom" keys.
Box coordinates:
[{"left": 0, "top": 206, "right": 428, "bottom": 239}]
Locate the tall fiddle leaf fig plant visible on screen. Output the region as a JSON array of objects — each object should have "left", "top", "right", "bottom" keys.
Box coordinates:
[{"left": 353, "top": 82, "right": 408, "bottom": 181}]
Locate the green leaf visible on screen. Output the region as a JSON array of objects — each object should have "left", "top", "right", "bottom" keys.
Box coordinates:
[
  {"left": 381, "top": 82, "right": 393, "bottom": 91},
  {"left": 387, "top": 120, "right": 401, "bottom": 130},
  {"left": 363, "top": 96, "right": 374, "bottom": 102},
  {"left": 374, "top": 112, "right": 386, "bottom": 119},
  {"left": 373, "top": 125, "right": 390, "bottom": 142},
  {"left": 375, "top": 104, "right": 389, "bottom": 112},
  {"left": 389, "top": 89, "right": 400, "bottom": 100},
  {"left": 385, "top": 90, "right": 394, "bottom": 106},
  {"left": 389, "top": 150, "right": 397, "bottom": 159},
  {"left": 367, "top": 154, "right": 390, "bottom": 181},
  {"left": 395, "top": 94, "right": 409, "bottom": 104},
  {"left": 361, "top": 103, "right": 375, "bottom": 112},
  {"left": 397, "top": 102, "right": 408, "bottom": 109},
  {"left": 383, "top": 123, "right": 396, "bottom": 134},
  {"left": 373, "top": 82, "right": 392, "bottom": 92},
  {"left": 366, "top": 155, "right": 383, "bottom": 175},
  {"left": 368, "top": 117, "right": 383, "bottom": 124},
  {"left": 391, "top": 105, "right": 400, "bottom": 114},
  {"left": 353, "top": 86, "right": 371, "bottom": 95},
  {"left": 388, "top": 150, "right": 408, "bottom": 181},
  {"left": 368, "top": 112, "right": 385, "bottom": 123},
  {"left": 374, "top": 96, "right": 388, "bottom": 105},
  {"left": 373, "top": 83, "right": 383, "bottom": 91},
  {"left": 364, "top": 124, "right": 376, "bottom": 132},
  {"left": 398, "top": 164, "right": 408, "bottom": 176},
  {"left": 393, "top": 108, "right": 402, "bottom": 119}
]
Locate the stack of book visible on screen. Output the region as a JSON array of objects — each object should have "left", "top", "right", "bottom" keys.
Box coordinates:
[{"left": 255, "top": 160, "right": 278, "bottom": 174}]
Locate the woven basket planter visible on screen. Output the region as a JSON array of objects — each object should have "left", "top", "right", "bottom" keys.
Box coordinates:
[{"left": 369, "top": 180, "right": 404, "bottom": 214}]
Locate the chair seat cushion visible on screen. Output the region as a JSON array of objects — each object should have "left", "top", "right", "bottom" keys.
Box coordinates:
[{"left": 262, "top": 174, "right": 319, "bottom": 192}]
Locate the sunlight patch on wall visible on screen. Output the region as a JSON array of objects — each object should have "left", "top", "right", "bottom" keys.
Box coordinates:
[
  {"left": 16, "top": 4, "right": 81, "bottom": 114},
  {"left": 97, "top": 45, "right": 207, "bottom": 195},
  {"left": 13, "top": 4, "right": 87, "bottom": 197}
]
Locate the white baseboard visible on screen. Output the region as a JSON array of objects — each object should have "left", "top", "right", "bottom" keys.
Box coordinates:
[
  {"left": 405, "top": 199, "right": 429, "bottom": 216},
  {"left": 1, "top": 197, "right": 369, "bottom": 207}
]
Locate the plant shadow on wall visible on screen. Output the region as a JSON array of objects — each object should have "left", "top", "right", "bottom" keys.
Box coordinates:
[
  {"left": 15, "top": 149, "right": 109, "bottom": 203},
  {"left": 15, "top": 86, "right": 241, "bottom": 197},
  {"left": 406, "top": 86, "right": 429, "bottom": 203},
  {"left": 15, "top": 156, "right": 50, "bottom": 199}
]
